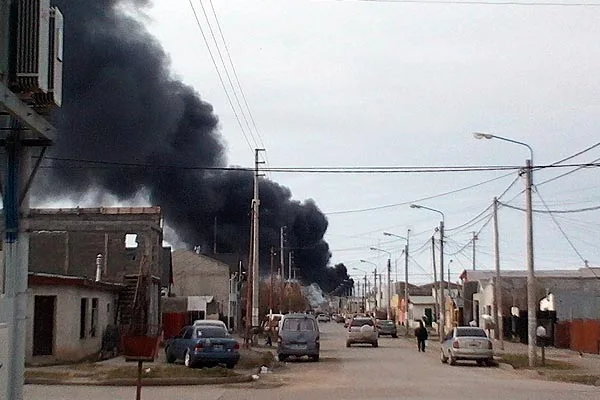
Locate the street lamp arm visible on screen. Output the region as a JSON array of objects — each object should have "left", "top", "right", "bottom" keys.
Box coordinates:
[
  {"left": 410, "top": 204, "right": 445, "bottom": 222},
  {"left": 473, "top": 132, "right": 534, "bottom": 163}
]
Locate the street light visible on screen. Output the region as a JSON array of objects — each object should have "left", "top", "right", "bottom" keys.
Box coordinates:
[
  {"left": 384, "top": 231, "right": 411, "bottom": 330},
  {"left": 474, "top": 131, "right": 535, "bottom": 366},
  {"left": 371, "top": 247, "right": 392, "bottom": 320},
  {"left": 411, "top": 203, "right": 445, "bottom": 341}
]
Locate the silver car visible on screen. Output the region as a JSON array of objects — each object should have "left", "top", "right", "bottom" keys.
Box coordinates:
[
  {"left": 277, "top": 313, "right": 320, "bottom": 361},
  {"left": 346, "top": 316, "right": 378, "bottom": 347},
  {"left": 440, "top": 327, "right": 494, "bottom": 366}
]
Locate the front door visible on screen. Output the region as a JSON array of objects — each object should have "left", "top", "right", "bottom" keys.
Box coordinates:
[
  {"left": 424, "top": 308, "right": 433, "bottom": 327},
  {"left": 33, "top": 296, "right": 56, "bottom": 356}
]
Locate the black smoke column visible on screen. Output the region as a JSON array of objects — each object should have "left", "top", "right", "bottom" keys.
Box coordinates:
[{"left": 33, "top": 0, "right": 350, "bottom": 290}]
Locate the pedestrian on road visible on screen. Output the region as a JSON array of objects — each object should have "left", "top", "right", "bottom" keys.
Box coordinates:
[{"left": 415, "top": 320, "right": 428, "bottom": 352}]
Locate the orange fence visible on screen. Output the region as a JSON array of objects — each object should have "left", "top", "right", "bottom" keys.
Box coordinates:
[{"left": 555, "top": 319, "right": 600, "bottom": 354}]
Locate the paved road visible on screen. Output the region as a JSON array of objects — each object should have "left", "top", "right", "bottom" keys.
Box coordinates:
[{"left": 25, "top": 323, "right": 599, "bottom": 399}]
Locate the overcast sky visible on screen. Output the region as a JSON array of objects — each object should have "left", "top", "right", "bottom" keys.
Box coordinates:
[{"left": 139, "top": 0, "right": 599, "bottom": 285}]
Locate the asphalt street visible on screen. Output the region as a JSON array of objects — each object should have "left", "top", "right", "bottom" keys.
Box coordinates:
[{"left": 25, "top": 323, "right": 600, "bottom": 400}]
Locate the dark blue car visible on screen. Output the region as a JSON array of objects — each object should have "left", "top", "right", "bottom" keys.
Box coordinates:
[{"left": 165, "top": 325, "right": 240, "bottom": 368}]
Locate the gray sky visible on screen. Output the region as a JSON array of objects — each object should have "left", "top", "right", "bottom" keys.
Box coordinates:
[{"left": 140, "top": 0, "right": 600, "bottom": 284}]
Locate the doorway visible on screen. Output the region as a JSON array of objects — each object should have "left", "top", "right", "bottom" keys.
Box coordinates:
[{"left": 33, "top": 295, "right": 56, "bottom": 356}]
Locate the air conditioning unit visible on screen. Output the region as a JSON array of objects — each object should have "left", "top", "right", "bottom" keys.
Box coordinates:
[
  {"left": 33, "top": 6, "right": 63, "bottom": 113},
  {"left": 12, "top": 0, "right": 51, "bottom": 96}
]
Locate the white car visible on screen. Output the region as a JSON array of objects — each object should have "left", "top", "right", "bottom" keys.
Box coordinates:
[
  {"left": 440, "top": 327, "right": 494, "bottom": 366},
  {"left": 346, "top": 316, "right": 378, "bottom": 347},
  {"left": 317, "top": 313, "right": 330, "bottom": 322}
]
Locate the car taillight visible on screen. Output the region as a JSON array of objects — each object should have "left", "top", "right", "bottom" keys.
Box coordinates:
[
  {"left": 452, "top": 340, "right": 460, "bottom": 349},
  {"left": 194, "top": 343, "right": 204, "bottom": 352},
  {"left": 233, "top": 342, "right": 240, "bottom": 351}
]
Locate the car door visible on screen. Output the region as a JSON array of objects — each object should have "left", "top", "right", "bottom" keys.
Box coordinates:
[{"left": 172, "top": 327, "right": 190, "bottom": 359}]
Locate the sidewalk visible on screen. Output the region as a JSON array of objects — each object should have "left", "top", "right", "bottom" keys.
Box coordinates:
[
  {"left": 405, "top": 335, "right": 600, "bottom": 386},
  {"left": 24, "top": 346, "right": 276, "bottom": 386}
]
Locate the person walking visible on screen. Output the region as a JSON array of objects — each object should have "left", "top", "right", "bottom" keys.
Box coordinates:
[{"left": 415, "top": 320, "right": 428, "bottom": 352}]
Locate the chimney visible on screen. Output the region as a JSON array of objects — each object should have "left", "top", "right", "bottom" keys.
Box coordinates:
[{"left": 95, "top": 253, "right": 103, "bottom": 282}]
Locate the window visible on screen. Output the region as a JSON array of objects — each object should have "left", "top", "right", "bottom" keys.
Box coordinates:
[
  {"left": 456, "top": 328, "right": 487, "bottom": 338},
  {"left": 282, "top": 318, "right": 316, "bottom": 331},
  {"left": 195, "top": 327, "right": 227, "bottom": 338},
  {"left": 90, "top": 298, "right": 99, "bottom": 337},
  {"left": 351, "top": 318, "right": 374, "bottom": 327},
  {"left": 183, "top": 327, "right": 193, "bottom": 339},
  {"left": 80, "top": 298, "right": 88, "bottom": 339}
]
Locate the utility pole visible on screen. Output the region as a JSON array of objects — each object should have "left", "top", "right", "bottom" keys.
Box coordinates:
[
  {"left": 251, "top": 148, "right": 265, "bottom": 327},
  {"left": 526, "top": 159, "right": 536, "bottom": 366},
  {"left": 493, "top": 197, "right": 504, "bottom": 350},
  {"left": 404, "top": 229, "right": 410, "bottom": 335},
  {"left": 373, "top": 271, "right": 378, "bottom": 311},
  {"left": 363, "top": 275, "right": 367, "bottom": 311},
  {"left": 439, "top": 220, "right": 446, "bottom": 342},
  {"left": 269, "top": 247, "right": 274, "bottom": 315},
  {"left": 379, "top": 273, "right": 383, "bottom": 314},
  {"left": 288, "top": 250, "right": 293, "bottom": 283},
  {"left": 448, "top": 259, "right": 452, "bottom": 292},
  {"left": 213, "top": 216, "right": 218, "bottom": 254},
  {"left": 280, "top": 226, "right": 285, "bottom": 280},
  {"left": 386, "top": 257, "right": 391, "bottom": 320},
  {"left": 431, "top": 236, "right": 438, "bottom": 329},
  {"left": 1, "top": 1, "right": 58, "bottom": 398},
  {"left": 472, "top": 231, "right": 478, "bottom": 270}
]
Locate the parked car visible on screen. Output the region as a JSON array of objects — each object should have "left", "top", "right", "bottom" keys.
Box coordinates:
[
  {"left": 317, "top": 313, "right": 331, "bottom": 322},
  {"left": 333, "top": 314, "right": 345, "bottom": 323},
  {"left": 165, "top": 325, "right": 240, "bottom": 369},
  {"left": 440, "top": 327, "right": 494, "bottom": 366},
  {"left": 277, "top": 313, "right": 320, "bottom": 361},
  {"left": 376, "top": 320, "right": 398, "bottom": 338},
  {"left": 346, "top": 316, "right": 378, "bottom": 347}
]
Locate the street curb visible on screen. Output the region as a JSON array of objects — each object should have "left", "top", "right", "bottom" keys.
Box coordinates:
[{"left": 24, "top": 374, "right": 255, "bottom": 386}]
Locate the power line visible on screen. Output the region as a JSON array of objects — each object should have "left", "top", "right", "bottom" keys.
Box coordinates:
[
  {"left": 334, "top": 0, "right": 600, "bottom": 6},
  {"left": 326, "top": 171, "right": 515, "bottom": 215},
  {"left": 498, "top": 200, "right": 600, "bottom": 214},
  {"left": 537, "top": 155, "right": 600, "bottom": 187},
  {"left": 187, "top": 0, "right": 255, "bottom": 152},
  {"left": 207, "top": 0, "right": 266, "bottom": 150},
  {"left": 535, "top": 189, "right": 600, "bottom": 279}
]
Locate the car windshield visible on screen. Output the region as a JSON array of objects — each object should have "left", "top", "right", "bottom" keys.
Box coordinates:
[
  {"left": 195, "top": 327, "right": 228, "bottom": 338},
  {"left": 456, "top": 328, "right": 488, "bottom": 338},
  {"left": 282, "top": 318, "right": 316, "bottom": 331},
  {"left": 351, "top": 318, "right": 374, "bottom": 327}
]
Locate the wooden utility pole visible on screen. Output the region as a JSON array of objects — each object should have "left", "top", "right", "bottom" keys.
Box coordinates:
[
  {"left": 472, "top": 231, "right": 478, "bottom": 270},
  {"left": 493, "top": 197, "right": 504, "bottom": 349},
  {"left": 432, "top": 236, "right": 438, "bottom": 331},
  {"left": 269, "top": 246, "right": 274, "bottom": 314},
  {"left": 251, "top": 149, "right": 265, "bottom": 327}
]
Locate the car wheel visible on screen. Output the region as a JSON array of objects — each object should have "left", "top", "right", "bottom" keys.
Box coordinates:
[
  {"left": 184, "top": 350, "right": 195, "bottom": 368},
  {"left": 165, "top": 347, "right": 176, "bottom": 364},
  {"left": 372, "top": 341, "right": 379, "bottom": 348},
  {"left": 310, "top": 355, "right": 319, "bottom": 362},
  {"left": 449, "top": 352, "right": 457, "bottom": 366},
  {"left": 346, "top": 341, "right": 351, "bottom": 348},
  {"left": 226, "top": 362, "right": 236, "bottom": 369},
  {"left": 485, "top": 358, "right": 494, "bottom": 366},
  {"left": 392, "top": 334, "right": 398, "bottom": 338},
  {"left": 278, "top": 354, "right": 288, "bottom": 362},
  {"left": 440, "top": 350, "right": 448, "bottom": 364},
  {"left": 477, "top": 360, "right": 485, "bottom": 366}
]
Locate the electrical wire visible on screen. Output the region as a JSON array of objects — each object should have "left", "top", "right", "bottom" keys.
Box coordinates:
[
  {"left": 534, "top": 189, "right": 600, "bottom": 279},
  {"left": 333, "top": 0, "right": 600, "bottom": 6},
  {"left": 187, "top": 0, "right": 255, "bottom": 152},
  {"left": 536, "top": 155, "right": 600, "bottom": 187},
  {"left": 497, "top": 201, "right": 600, "bottom": 214},
  {"left": 326, "top": 171, "right": 515, "bottom": 215}
]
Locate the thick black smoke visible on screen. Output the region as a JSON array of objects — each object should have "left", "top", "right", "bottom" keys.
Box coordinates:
[{"left": 33, "top": 0, "right": 349, "bottom": 292}]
